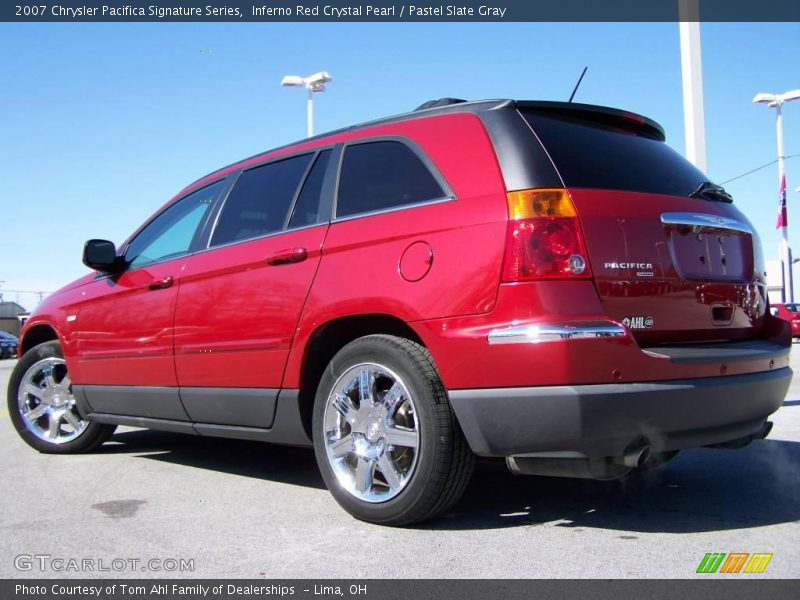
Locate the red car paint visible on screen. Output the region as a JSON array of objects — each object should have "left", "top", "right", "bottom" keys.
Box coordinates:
[
  {"left": 19, "top": 105, "right": 789, "bottom": 399},
  {"left": 770, "top": 303, "right": 800, "bottom": 338}
]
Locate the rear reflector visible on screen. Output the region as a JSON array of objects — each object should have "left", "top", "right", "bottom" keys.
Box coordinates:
[{"left": 502, "top": 189, "right": 592, "bottom": 281}]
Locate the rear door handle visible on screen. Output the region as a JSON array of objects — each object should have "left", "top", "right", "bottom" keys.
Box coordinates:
[
  {"left": 147, "top": 276, "right": 174, "bottom": 290},
  {"left": 267, "top": 247, "right": 308, "bottom": 266}
]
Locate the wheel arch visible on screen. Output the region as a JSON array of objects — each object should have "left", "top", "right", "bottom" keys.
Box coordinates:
[
  {"left": 20, "top": 323, "right": 61, "bottom": 356},
  {"left": 294, "top": 314, "right": 426, "bottom": 439}
]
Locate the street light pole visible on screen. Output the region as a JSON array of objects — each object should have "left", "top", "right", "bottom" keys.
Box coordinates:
[
  {"left": 281, "top": 71, "right": 333, "bottom": 138},
  {"left": 678, "top": 0, "right": 707, "bottom": 172},
  {"left": 307, "top": 87, "right": 314, "bottom": 138},
  {"left": 776, "top": 102, "right": 792, "bottom": 303},
  {"left": 754, "top": 89, "right": 800, "bottom": 303}
]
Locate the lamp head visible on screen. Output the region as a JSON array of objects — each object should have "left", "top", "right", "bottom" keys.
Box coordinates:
[
  {"left": 281, "top": 75, "right": 304, "bottom": 87},
  {"left": 753, "top": 92, "right": 777, "bottom": 104},
  {"left": 306, "top": 71, "right": 332, "bottom": 86},
  {"left": 782, "top": 89, "right": 800, "bottom": 103}
]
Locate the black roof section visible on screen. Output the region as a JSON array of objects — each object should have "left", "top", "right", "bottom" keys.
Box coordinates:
[
  {"left": 188, "top": 99, "right": 665, "bottom": 190},
  {"left": 414, "top": 97, "right": 468, "bottom": 111}
]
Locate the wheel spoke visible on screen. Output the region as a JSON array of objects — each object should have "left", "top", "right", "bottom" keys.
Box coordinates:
[
  {"left": 63, "top": 410, "right": 83, "bottom": 431},
  {"left": 354, "top": 458, "right": 375, "bottom": 493},
  {"left": 381, "top": 381, "right": 405, "bottom": 417},
  {"left": 385, "top": 426, "right": 418, "bottom": 449},
  {"left": 43, "top": 363, "right": 57, "bottom": 389},
  {"left": 22, "top": 382, "right": 44, "bottom": 400},
  {"left": 329, "top": 434, "right": 354, "bottom": 459},
  {"left": 358, "top": 369, "right": 375, "bottom": 406},
  {"left": 377, "top": 453, "right": 402, "bottom": 489},
  {"left": 332, "top": 393, "right": 357, "bottom": 425},
  {"left": 24, "top": 404, "right": 49, "bottom": 422},
  {"left": 60, "top": 374, "right": 72, "bottom": 390},
  {"left": 47, "top": 412, "right": 62, "bottom": 440}
]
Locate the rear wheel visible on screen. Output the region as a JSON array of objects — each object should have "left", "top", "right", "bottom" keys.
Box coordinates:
[
  {"left": 312, "top": 335, "right": 474, "bottom": 526},
  {"left": 8, "top": 341, "right": 116, "bottom": 453}
]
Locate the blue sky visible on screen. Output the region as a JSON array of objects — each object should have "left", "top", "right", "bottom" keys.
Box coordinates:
[{"left": 1, "top": 22, "right": 799, "bottom": 310}]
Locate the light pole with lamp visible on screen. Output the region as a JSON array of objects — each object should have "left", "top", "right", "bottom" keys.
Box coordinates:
[
  {"left": 280, "top": 71, "right": 333, "bottom": 138},
  {"left": 754, "top": 89, "right": 800, "bottom": 303}
]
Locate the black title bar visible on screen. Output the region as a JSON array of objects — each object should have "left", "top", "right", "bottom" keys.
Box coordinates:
[
  {"left": 4, "top": 580, "right": 800, "bottom": 600},
  {"left": 3, "top": 0, "right": 800, "bottom": 22}
]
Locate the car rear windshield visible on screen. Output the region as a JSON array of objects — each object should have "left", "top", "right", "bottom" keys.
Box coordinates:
[{"left": 520, "top": 110, "right": 709, "bottom": 197}]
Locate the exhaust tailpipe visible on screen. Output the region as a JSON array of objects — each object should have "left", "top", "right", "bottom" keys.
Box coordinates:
[{"left": 613, "top": 445, "right": 651, "bottom": 469}]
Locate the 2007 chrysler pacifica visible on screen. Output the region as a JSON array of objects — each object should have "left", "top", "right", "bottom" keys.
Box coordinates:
[{"left": 9, "top": 98, "right": 792, "bottom": 525}]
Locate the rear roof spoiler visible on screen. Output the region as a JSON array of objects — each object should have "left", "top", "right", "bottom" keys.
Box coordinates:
[{"left": 516, "top": 100, "right": 666, "bottom": 142}]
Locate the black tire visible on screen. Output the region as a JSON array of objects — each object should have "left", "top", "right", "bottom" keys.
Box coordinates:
[
  {"left": 8, "top": 341, "right": 116, "bottom": 454},
  {"left": 312, "top": 334, "right": 474, "bottom": 526}
]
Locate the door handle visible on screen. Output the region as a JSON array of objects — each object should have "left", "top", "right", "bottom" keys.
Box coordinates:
[
  {"left": 147, "top": 276, "right": 174, "bottom": 290},
  {"left": 267, "top": 247, "right": 308, "bottom": 266}
]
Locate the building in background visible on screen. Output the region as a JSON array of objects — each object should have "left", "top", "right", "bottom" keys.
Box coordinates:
[
  {"left": 766, "top": 260, "right": 786, "bottom": 305},
  {"left": 0, "top": 301, "right": 29, "bottom": 336}
]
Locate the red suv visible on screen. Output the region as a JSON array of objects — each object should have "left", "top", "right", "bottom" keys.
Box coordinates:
[{"left": 8, "top": 99, "right": 792, "bottom": 525}]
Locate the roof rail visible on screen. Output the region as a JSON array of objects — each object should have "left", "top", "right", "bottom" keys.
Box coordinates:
[{"left": 414, "top": 98, "right": 468, "bottom": 111}]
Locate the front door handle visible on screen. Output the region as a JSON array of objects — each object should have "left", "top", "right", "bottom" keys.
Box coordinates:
[
  {"left": 147, "top": 276, "right": 174, "bottom": 290},
  {"left": 267, "top": 247, "right": 308, "bottom": 266}
]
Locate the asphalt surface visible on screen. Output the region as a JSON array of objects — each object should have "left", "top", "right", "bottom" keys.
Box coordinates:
[{"left": 1, "top": 354, "right": 799, "bottom": 579}]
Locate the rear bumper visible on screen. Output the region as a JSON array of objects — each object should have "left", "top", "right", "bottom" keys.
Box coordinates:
[{"left": 448, "top": 367, "right": 791, "bottom": 458}]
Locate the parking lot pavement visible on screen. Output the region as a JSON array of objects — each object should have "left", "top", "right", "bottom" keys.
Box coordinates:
[{"left": 1, "top": 356, "right": 799, "bottom": 579}]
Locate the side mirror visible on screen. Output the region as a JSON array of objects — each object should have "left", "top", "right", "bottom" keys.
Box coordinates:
[{"left": 83, "top": 239, "right": 121, "bottom": 273}]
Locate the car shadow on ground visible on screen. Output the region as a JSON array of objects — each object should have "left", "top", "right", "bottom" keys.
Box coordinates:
[
  {"left": 431, "top": 438, "right": 800, "bottom": 533},
  {"left": 100, "top": 429, "right": 800, "bottom": 533},
  {"left": 100, "top": 429, "right": 325, "bottom": 490}
]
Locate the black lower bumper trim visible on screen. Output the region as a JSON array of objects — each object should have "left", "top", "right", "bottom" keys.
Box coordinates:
[{"left": 448, "top": 368, "right": 792, "bottom": 457}]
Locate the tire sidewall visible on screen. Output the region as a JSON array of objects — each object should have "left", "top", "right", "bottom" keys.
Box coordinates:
[
  {"left": 312, "top": 337, "right": 443, "bottom": 524},
  {"left": 7, "top": 341, "right": 111, "bottom": 454}
]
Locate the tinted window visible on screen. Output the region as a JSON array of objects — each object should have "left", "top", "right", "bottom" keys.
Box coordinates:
[
  {"left": 521, "top": 111, "right": 708, "bottom": 197},
  {"left": 289, "top": 150, "right": 332, "bottom": 228},
  {"left": 125, "top": 181, "right": 221, "bottom": 269},
  {"left": 337, "top": 141, "right": 445, "bottom": 218},
  {"left": 211, "top": 153, "right": 313, "bottom": 246}
]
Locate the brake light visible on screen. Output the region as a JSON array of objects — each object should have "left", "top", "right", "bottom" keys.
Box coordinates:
[{"left": 502, "top": 189, "right": 592, "bottom": 281}]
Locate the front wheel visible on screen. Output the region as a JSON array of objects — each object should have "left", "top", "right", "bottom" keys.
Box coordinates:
[
  {"left": 312, "top": 335, "right": 474, "bottom": 526},
  {"left": 8, "top": 341, "right": 116, "bottom": 453}
]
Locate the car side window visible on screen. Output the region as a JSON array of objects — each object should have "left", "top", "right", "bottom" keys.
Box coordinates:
[
  {"left": 125, "top": 181, "right": 222, "bottom": 269},
  {"left": 211, "top": 153, "right": 314, "bottom": 247},
  {"left": 336, "top": 140, "right": 446, "bottom": 218},
  {"left": 289, "top": 149, "right": 332, "bottom": 228}
]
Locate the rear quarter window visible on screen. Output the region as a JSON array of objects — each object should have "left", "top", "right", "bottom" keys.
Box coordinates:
[
  {"left": 521, "top": 111, "right": 708, "bottom": 197},
  {"left": 336, "top": 140, "right": 446, "bottom": 218}
]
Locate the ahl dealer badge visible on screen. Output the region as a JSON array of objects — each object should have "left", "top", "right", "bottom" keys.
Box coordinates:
[{"left": 621, "top": 316, "right": 654, "bottom": 329}]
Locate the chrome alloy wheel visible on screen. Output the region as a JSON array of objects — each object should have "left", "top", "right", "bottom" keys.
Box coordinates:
[
  {"left": 323, "top": 363, "right": 420, "bottom": 503},
  {"left": 17, "top": 357, "right": 87, "bottom": 444}
]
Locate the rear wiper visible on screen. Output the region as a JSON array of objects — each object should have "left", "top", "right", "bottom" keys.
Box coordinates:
[{"left": 689, "top": 181, "right": 733, "bottom": 203}]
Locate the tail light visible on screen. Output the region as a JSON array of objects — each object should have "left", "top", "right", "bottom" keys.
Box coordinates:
[{"left": 502, "top": 188, "right": 592, "bottom": 282}]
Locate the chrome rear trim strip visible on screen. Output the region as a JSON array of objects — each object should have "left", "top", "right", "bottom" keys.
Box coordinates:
[
  {"left": 660, "top": 212, "right": 754, "bottom": 235},
  {"left": 487, "top": 321, "right": 626, "bottom": 345}
]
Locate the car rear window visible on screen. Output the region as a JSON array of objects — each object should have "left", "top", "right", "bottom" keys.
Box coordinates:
[
  {"left": 520, "top": 110, "right": 708, "bottom": 197},
  {"left": 289, "top": 149, "right": 332, "bottom": 228},
  {"left": 211, "top": 153, "right": 313, "bottom": 246}
]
